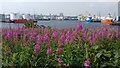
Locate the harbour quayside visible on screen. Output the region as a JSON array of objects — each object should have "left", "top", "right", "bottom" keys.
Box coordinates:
[{"left": 0, "top": 13, "right": 120, "bottom": 25}]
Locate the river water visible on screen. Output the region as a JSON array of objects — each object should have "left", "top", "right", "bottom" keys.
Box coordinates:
[{"left": 1, "top": 20, "right": 119, "bottom": 29}]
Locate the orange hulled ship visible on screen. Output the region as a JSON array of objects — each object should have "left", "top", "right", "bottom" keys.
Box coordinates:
[{"left": 101, "top": 13, "right": 113, "bottom": 24}]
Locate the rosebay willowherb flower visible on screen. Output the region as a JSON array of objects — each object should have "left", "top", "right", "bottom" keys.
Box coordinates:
[
  {"left": 52, "top": 31, "right": 58, "bottom": 38},
  {"left": 98, "top": 30, "right": 104, "bottom": 38},
  {"left": 43, "top": 33, "right": 49, "bottom": 42},
  {"left": 65, "top": 30, "right": 73, "bottom": 43},
  {"left": 6, "top": 30, "right": 13, "bottom": 39},
  {"left": 84, "top": 58, "right": 91, "bottom": 68},
  {"left": 36, "top": 34, "right": 42, "bottom": 44},
  {"left": 34, "top": 44, "right": 40, "bottom": 52},
  {"left": 46, "top": 47, "right": 52, "bottom": 55},
  {"left": 58, "top": 33, "right": 65, "bottom": 46},
  {"left": 56, "top": 48, "right": 63, "bottom": 54},
  {"left": 33, "top": 32, "right": 37, "bottom": 37},
  {"left": 13, "top": 32, "right": 19, "bottom": 37},
  {"left": 29, "top": 35, "right": 35, "bottom": 43},
  {"left": 60, "top": 33, "right": 65, "bottom": 41},
  {"left": 76, "top": 23, "right": 83, "bottom": 30},
  {"left": 103, "top": 26, "right": 109, "bottom": 32},
  {"left": 88, "top": 34, "right": 96, "bottom": 45},
  {"left": 57, "top": 58, "right": 62, "bottom": 63},
  {"left": 82, "top": 31, "right": 87, "bottom": 38}
]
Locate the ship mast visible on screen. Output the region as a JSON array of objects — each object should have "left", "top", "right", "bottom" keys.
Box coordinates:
[{"left": 98, "top": 11, "right": 101, "bottom": 17}]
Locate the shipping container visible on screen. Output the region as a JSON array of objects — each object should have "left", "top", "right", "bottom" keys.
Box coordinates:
[{"left": 118, "top": 16, "right": 120, "bottom": 21}]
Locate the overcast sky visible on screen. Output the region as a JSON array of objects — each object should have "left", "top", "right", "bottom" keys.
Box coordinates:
[
  {"left": 0, "top": 0, "right": 119, "bottom": 16},
  {"left": 0, "top": 0, "right": 119, "bottom": 2}
]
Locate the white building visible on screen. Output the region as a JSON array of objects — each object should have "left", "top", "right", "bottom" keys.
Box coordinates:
[{"left": 10, "top": 13, "right": 22, "bottom": 21}]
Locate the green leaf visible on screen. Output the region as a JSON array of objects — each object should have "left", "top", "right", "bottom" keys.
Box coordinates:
[
  {"left": 92, "top": 45, "right": 99, "bottom": 50},
  {"left": 96, "top": 52, "right": 102, "bottom": 58},
  {"left": 103, "top": 53, "right": 111, "bottom": 57},
  {"left": 114, "top": 53, "right": 119, "bottom": 58}
]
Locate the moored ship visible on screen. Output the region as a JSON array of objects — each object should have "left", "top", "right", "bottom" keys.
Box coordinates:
[
  {"left": 101, "top": 19, "right": 113, "bottom": 24},
  {"left": 10, "top": 13, "right": 37, "bottom": 23},
  {"left": 101, "top": 13, "right": 113, "bottom": 24},
  {"left": 12, "top": 19, "right": 34, "bottom": 23}
]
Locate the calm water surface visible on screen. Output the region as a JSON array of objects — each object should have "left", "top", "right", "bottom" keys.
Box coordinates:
[{"left": 1, "top": 20, "right": 119, "bottom": 29}]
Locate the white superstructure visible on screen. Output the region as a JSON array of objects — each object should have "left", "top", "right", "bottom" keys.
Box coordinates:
[{"left": 22, "top": 14, "right": 34, "bottom": 20}]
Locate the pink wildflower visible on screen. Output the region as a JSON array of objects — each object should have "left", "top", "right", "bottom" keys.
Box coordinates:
[
  {"left": 57, "top": 58, "right": 62, "bottom": 63},
  {"left": 43, "top": 33, "right": 49, "bottom": 41},
  {"left": 36, "top": 34, "right": 42, "bottom": 44},
  {"left": 65, "top": 31, "right": 73, "bottom": 43},
  {"left": 76, "top": 23, "right": 83, "bottom": 30},
  {"left": 46, "top": 48, "right": 52, "bottom": 55},
  {"left": 56, "top": 48, "right": 62, "bottom": 54},
  {"left": 34, "top": 44, "right": 40, "bottom": 52},
  {"left": 84, "top": 58, "right": 90, "bottom": 68},
  {"left": 7, "top": 30, "right": 12, "bottom": 39},
  {"left": 58, "top": 33, "right": 65, "bottom": 46},
  {"left": 52, "top": 31, "right": 58, "bottom": 38}
]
